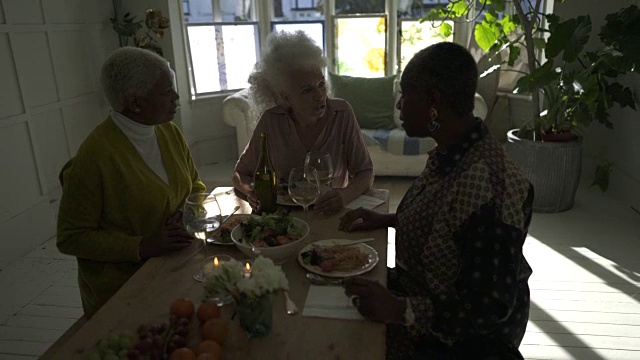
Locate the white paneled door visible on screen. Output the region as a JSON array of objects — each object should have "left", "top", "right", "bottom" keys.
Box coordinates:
[{"left": 0, "top": 0, "right": 119, "bottom": 269}]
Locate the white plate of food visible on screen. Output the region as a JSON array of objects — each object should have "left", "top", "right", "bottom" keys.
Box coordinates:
[
  {"left": 208, "top": 214, "right": 251, "bottom": 245},
  {"left": 277, "top": 193, "right": 302, "bottom": 207},
  {"left": 298, "top": 239, "right": 379, "bottom": 278}
]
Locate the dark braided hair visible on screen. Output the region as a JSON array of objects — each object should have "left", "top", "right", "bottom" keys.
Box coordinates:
[{"left": 401, "top": 42, "right": 478, "bottom": 116}]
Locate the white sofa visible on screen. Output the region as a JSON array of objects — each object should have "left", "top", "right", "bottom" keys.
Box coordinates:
[{"left": 222, "top": 89, "right": 487, "bottom": 177}]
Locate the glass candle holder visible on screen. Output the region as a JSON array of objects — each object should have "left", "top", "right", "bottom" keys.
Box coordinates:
[{"left": 201, "top": 254, "right": 235, "bottom": 306}]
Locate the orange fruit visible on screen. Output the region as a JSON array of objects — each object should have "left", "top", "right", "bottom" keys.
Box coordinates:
[
  {"left": 201, "top": 318, "right": 229, "bottom": 344},
  {"left": 195, "top": 340, "right": 222, "bottom": 356},
  {"left": 196, "top": 353, "right": 220, "bottom": 360},
  {"left": 196, "top": 301, "right": 221, "bottom": 324},
  {"left": 170, "top": 298, "right": 195, "bottom": 320},
  {"left": 169, "top": 347, "right": 197, "bottom": 360}
]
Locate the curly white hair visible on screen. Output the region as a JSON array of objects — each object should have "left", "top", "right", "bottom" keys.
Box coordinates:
[
  {"left": 100, "top": 47, "right": 170, "bottom": 112},
  {"left": 248, "top": 30, "right": 327, "bottom": 117}
]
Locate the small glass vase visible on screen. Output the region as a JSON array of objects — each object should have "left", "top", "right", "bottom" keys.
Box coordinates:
[{"left": 236, "top": 294, "right": 273, "bottom": 338}]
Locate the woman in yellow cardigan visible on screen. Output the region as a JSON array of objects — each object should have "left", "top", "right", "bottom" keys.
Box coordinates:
[{"left": 57, "top": 47, "right": 205, "bottom": 318}]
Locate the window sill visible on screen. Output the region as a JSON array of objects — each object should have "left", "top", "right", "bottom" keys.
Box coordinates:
[{"left": 190, "top": 89, "right": 245, "bottom": 102}]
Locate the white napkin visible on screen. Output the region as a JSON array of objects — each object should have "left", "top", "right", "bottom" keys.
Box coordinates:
[
  {"left": 345, "top": 195, "right": 386, "bottom": 210},
  {"left": 302, "top": 285, "right": 365, "bottom": 320}
]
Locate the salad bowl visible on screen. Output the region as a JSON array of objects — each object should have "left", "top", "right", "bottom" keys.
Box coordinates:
[{"left": 230, "top": 214, "right": 310, "bottom": 264}]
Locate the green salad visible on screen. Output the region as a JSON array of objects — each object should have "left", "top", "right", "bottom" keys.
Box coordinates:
[{"left": 238, "top": 213, "right": 303, "bottom": 247}]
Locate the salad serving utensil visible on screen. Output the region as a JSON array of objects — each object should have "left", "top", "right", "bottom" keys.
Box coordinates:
[
  {"left": 171, "top": 205, "right": 241, "bottom": 272},
  {"left": 237, "top": 217, "right": 263, "bottom": 256},
  {"left": 205, "top": 205, "right": 241, "bottom": 244}
]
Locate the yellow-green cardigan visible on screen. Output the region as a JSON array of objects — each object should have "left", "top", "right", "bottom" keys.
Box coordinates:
[{"left": 57, "top": 116, "right": 205, "bottom": 317}]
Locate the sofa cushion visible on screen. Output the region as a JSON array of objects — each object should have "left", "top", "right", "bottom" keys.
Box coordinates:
[
  {"left": 361, "top": 128, "right": 436, "bottom": 156},
  {"left": 328, "top": 72, "right": 397, "bottom": 130}
]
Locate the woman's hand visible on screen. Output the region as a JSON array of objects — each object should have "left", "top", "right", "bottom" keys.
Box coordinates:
[
  {"left": 313, "top": 189, "right": 344, "bottom": 214},
  {"left": 339, "top": 208, "right": 393, "bottom": 232},
  {"left": 166, "top": 210, "right": 183, "bottom": 225},
  {"left": 139, "top": 223, "right": 194, "bottom": 259},
  {"left": 343, "top": 277, "right": 406, "bottom": 324},
  {"left": 246, "top": 188, "right": 260, "bottom": 212}
]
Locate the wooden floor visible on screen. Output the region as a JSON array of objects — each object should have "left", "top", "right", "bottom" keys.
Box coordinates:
[{"left": 0, "top": 173, "right": 638, "bottom": 359}]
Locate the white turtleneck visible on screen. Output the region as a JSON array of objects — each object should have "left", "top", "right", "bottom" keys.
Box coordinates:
[{"left": 111, "top": 111, "right": 169, "bottom": 184}]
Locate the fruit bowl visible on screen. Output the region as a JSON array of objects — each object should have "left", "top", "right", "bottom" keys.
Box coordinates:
[{"left": 230, "top": 215, "right": 310, "bottom": 264}]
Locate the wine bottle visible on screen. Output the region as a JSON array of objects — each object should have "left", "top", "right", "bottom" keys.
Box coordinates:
[{"left": 254, "top": 132, "right": 277, "bottom": 214}]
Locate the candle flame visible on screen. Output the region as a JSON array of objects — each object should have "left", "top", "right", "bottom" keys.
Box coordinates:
[
  {"left": 246, "top": 262, "right": 251, "bottom": 271},
  {"left": 214, "top": 257, "right": 219, "bottom": 266}
]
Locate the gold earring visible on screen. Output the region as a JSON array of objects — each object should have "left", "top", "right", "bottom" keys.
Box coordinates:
[{"left": 429, "top": 108, "right": 438, "bottom": 121}]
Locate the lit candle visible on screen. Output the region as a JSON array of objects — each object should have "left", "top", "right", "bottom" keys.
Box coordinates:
[
  {"left": 203, "top": 254, "right": 233, "bottom": 275},
  {"left": 243, "top": 261, "right": 252, "bottom": 278}
]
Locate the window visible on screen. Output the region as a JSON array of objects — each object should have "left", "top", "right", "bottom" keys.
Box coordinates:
[
  {"left": 397, "top": 1, "right": 453, "bottom": 71},
  {"left": 335, "top": 16, "right": 386, "bottom": 77},
  {"left": 181, "top": 0, "right": 473, "bottom": 98},
  {"left": 398, "top": 19, "right": 453, "bottom": 71},
  {"left": 272, "top": 0, "right": 325, "bottom": 52},
  {"left": 184, "top": 0, "right": 259, "bottom": 95}
]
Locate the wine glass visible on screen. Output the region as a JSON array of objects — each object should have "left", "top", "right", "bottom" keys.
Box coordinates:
[
  {"left": 288, "top": 167, "right": 320, "bottom": 220},
  {"left": 183, "top": 193, "right": 222, "bottom": 282},
  {"left": 304, "top": 151, "right": 333, "bottom": 193}
]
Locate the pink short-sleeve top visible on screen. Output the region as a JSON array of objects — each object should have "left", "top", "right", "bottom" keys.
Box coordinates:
[{"left": 234, "top": 98, "right": 373, "bottom": 187}]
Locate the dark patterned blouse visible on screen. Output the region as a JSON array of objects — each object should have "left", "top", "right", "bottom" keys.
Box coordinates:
[{"left": 394, "top": 120, "right": 534, "bottom": 349}]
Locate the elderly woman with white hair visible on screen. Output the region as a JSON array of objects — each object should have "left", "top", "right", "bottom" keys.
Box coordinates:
[
  {"left": 232, "top": 31, "right": 374, "bottom": 214},
  {"left": 57, "top": 47, "right": 205, "bottom": 317}
]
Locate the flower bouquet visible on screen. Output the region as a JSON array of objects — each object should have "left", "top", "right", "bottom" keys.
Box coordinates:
[{"left": 203, "top": 256, "right": 288, "bottom": 337}]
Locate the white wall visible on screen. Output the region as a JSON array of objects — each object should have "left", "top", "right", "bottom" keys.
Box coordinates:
[
  {"left": 0, "top": 0, "right": 239, "bottom": 269},
  {"left": 554, "top": 0, "right": 640, "bottom": 208},
  {"left": 0, "top": 0, "right": 118, "bottom": 269}
]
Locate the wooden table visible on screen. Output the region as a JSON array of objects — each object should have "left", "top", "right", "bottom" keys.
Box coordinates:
[{"left": 42, "top": 187, "right": 389, "bottom": 359}]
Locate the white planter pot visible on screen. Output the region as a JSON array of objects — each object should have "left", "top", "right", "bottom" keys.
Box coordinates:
[{"left": 505, "top": 129, "right": 582, "bottom": 213}]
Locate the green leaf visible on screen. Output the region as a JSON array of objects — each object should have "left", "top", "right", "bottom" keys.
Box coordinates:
[
  {"left": 448, "top": 0, "right": 470, "bottom": 17},
  {"left": 599, "top": 4, "right": 640, "bottom": 64},
  {"left": 597, "top": 47, "right": 636, "bottom": 73},
  {"left": 590, "top": 163, "right": 613, "bottom": 192},
  {"left": 491, "top": 0, "right": 506, "bottom": 12},
  {"left": 533, "top": 38, "right": 546, "bottom": 50},
  {"left": 421, "top": 7, "right": 447, "bottom": 22},
  {"left": 545, "top": 15, "right": 592, "bottom": 62},
  {"left": 507, "top": 44, "right": 521, "bottom": 67},
  {"left": 498, "top": 14, "right": 516, "bottom": 35},
  {"left": 475, "top": 23, "right": 499, "bottom": 51},
  {"left": 440, "top": 22, "right": 453, "bottom": 38},
  {"left": 484, "top": 11, "right": 497, "bottom": 24}
]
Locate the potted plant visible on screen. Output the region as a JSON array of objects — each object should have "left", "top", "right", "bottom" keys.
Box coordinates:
[
  {"left": 423, "top": 1, "right": 639, "bottom": 212},
  {"left": 110, "top": 9, "right": 170, "bottom": 56}
]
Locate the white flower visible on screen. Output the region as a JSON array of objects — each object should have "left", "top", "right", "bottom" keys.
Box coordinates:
[{"left": 203, "top": 256, "right": 289, "bottom": 301}]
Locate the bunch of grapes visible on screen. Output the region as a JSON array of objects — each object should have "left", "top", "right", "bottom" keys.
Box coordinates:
[
  {"left": 88, "top": 298, "right": 197, "bottom": 360},
  {"left": 88, "top": 330, "right": 135, "bottom": 360},
  {"left": 165, "top": 316, "right": 191, "bottom": 355},
  {"left": 125, "top": 316, "right": 191, "bottom": 360}
]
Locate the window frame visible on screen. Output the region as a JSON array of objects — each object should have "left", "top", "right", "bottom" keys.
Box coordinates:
[
  {"left": 184, "top": 21, "right": 260, "bottom": 96},
  {"left": 332, "top": 13, "right": 388, "bottom": 76},
  {"left": 181, "top": 0, "right": 477, "bottom": 99}
]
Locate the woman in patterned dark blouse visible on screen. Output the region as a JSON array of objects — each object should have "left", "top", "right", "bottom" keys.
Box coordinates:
[{"left": 339, "top": 42, "right": 534, "bottom": 360}]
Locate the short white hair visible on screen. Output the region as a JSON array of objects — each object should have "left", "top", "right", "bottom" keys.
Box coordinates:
[
  {"left": 100, "top": 47, "right": 170, "bottom": 111},
  {"left": 248, "top": 31, "right": 327, "bottom": 116}
]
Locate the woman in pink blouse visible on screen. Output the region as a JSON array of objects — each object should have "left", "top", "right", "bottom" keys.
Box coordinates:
[
  {"left": 339, "top": 43, "right": 533, "bottom": 359},
  {"left": 231, "top": 31, "right": 374, "bottom": 214}
]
